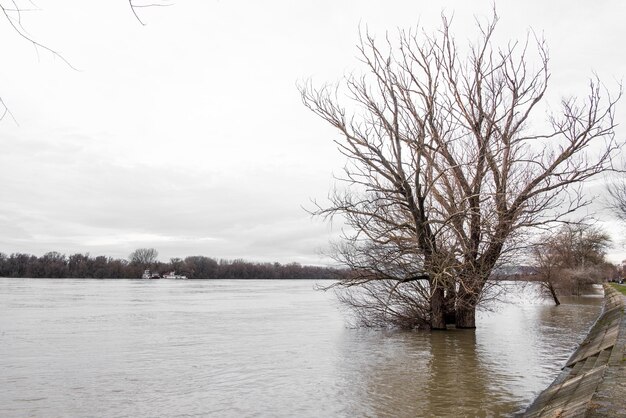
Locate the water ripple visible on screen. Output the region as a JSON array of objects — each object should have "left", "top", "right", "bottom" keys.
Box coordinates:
[{"left": 0, "top": 279, "right": 601, "bottom": 417}]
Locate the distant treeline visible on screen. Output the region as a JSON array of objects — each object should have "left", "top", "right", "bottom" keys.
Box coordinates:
[{"left": 0, "top": 252, "right": 345, "bottom": 280}]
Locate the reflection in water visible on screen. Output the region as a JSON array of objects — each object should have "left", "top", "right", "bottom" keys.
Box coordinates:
[
  {"left": 0, "top": 279, "right": 602, "bottom": 417},
  {"left": 335, "top": 287, "right": 602, "bottom": 417},
  {"left": 335, "top": 329, "right": 521, "bottom": 417}
]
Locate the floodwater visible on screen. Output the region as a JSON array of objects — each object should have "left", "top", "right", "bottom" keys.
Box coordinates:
[{"left": 0, "top": 278, "right": 603, "bottom": 417}]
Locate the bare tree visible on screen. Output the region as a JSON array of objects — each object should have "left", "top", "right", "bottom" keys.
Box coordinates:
[
  {"left": 129, "top": 248, "right": 159, "bottom": 267},
  {"left": 531, "top": 242, "right": 562, "bottom": 306},
  {"left": 336, "top": 280, "right": 430, "bottom": 329},
  {"left": 608, "top": 176, "right": 626, "bottom": 221},
  {"left": 533, "top": 224, "right": 611, "bottom": 305},
  {"left": 300, "top": 11, "right": 621, "bottom": 329}
]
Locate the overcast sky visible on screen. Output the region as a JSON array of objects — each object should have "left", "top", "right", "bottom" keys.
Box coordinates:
[{"left": 1, "top": 0, "right": 625, "bottom": 265}]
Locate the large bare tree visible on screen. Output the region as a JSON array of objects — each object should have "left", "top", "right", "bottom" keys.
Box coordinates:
[{"left": 301, "top": 12, "right": 621, "bottom": 329}]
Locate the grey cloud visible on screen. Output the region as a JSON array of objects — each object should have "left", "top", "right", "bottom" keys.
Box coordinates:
[{"left": 0, "top": 131, "right": 337, "bottom": 263}]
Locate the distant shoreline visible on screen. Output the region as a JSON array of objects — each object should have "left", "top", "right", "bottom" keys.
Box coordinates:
[
  {"left": 0, "top": 276, "right": 338, "bottom": 280},
  {"left": 0, "top": 251, "right": 345, "bottom": 281}
]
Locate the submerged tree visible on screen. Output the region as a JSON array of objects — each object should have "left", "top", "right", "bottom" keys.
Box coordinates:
[
  {"left": 608, "top": 176, "right": 626, "bottom": 222},
  {"left": 301, "top": 11, "right": 621, "bottom": 329},
  {"left": 533, "top": 224, "right": 611, "bottom": 305}
]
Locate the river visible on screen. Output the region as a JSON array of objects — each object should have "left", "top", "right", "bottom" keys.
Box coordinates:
[{"left": 0, "top": 278, "right": 603, "bottom": 417}]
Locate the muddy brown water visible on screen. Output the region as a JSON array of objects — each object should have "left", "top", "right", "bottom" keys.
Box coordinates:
[{"left": 0, "top": 278, "right": 602, "bottom": 417}]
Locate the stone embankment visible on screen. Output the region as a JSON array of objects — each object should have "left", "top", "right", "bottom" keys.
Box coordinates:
[{"left": 523, "top": 284, "right": 626, "bottom": 417}]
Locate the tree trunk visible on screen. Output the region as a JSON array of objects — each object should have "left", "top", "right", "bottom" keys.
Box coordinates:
[
  {"left": 456, "top": 285, "right": 478, "bottom": 329},
  {"left": 455, "top": 304, "right": 476, "bottom": 329},
  {"left": 430, "top": 285, "right": 447, "bottom": 330},
  {"left": 547, "top": 282, "right": 561, "bottom": 306},
  {"left": 444, "top": 285, "right": 457, "bottom": 325}
]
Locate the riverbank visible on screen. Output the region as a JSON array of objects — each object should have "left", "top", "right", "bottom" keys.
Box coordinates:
[{"left": 523, "top": 283, "right": 626, "bottom": 417}]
